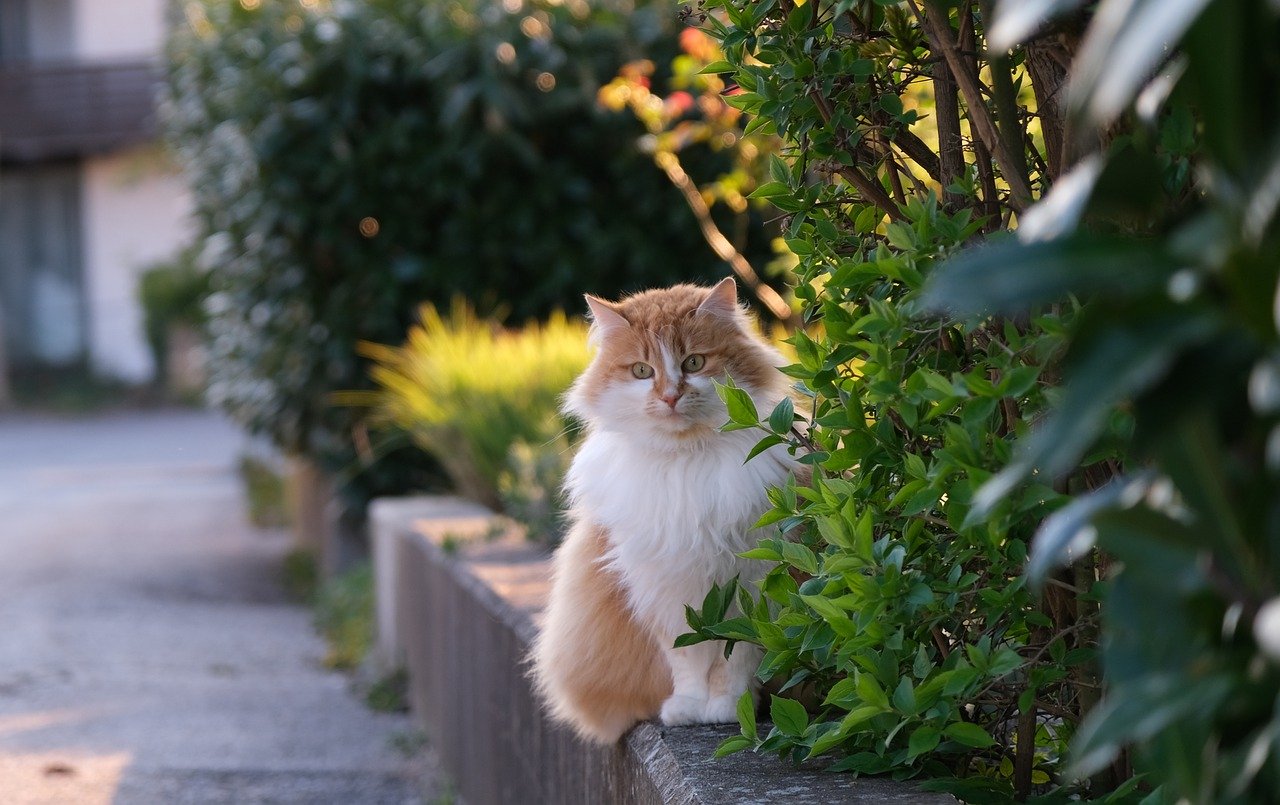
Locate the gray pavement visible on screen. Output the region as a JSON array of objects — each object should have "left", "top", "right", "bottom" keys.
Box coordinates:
[{"left": 0, "top": 409, "right": 436, "bottom": 804}]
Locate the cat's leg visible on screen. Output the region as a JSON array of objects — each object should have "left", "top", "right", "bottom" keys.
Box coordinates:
[
  {"left": 703, "top": 641, "right": 762, "bottom": 721},
  {"left": 657, "top": 638, "right": 720, "bottom": 725}
]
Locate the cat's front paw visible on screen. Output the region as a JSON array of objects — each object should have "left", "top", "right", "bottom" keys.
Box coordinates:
[
  {"left": 702, "top": 694, "right": 742, "bottom": 724},
  {"left": 660, "top": 694, "right": 707, "bottom": 726}
]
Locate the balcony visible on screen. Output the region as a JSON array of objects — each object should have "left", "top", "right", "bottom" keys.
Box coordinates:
[{"left": 0, "top": 59, "right": 160, "bottom": 163}]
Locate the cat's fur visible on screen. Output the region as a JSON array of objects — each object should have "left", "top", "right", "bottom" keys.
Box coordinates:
[{"left": 530, "top": 278, "right": 799, "bottom": 744}]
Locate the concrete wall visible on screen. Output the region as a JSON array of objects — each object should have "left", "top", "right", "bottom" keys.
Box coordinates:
[
  {"left": 371, "top": 497, "right": 956, "bottom": 804},
  {"left": 82, "top": 148, "right": 192, "bottom": 382}
]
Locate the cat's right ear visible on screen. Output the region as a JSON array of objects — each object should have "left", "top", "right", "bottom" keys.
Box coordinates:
[{"left": 584, "top": 295, "right": 630, "bottom": 334}]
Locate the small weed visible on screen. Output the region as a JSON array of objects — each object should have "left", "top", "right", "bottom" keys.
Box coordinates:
[
  {"left": 389, "top": 729, "right": 429, "bottom": 756},
  {"left": 366, "top": 668, "right": 409, "bottom": 713},
  {"left": 314, "top": 562, "right": 374, "bottom": 671},
  {"left": 281, "top": 549, "right": 317, "bottom": 603},
  {"left": 238, "top": 455, "right": 289, "bottom": 528}
]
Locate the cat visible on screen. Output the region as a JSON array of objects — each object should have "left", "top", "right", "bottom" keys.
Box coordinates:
[{"left": 530, "top": 277, "right": 801, "bottom": 744}]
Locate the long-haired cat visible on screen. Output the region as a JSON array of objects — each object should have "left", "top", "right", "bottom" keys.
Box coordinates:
[{"left": 530, "top": 278, "right": 800, "bottom": 744}]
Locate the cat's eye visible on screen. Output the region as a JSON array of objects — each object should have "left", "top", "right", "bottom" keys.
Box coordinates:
[
  {"left": 631, "top": 362, "right": 654, "bottom": 379},
  {"left": 681, "top": 354, "right": 706, "bottom": 373}
]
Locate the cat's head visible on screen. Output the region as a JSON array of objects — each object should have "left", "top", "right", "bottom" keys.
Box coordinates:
[{"left": 565, "top": 278, "right": 787, "bottom": 445}]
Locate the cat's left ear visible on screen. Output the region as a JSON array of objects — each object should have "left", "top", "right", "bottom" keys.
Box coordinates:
[
  {"left": 585, "top": 294, "right": 630, "bottom": 334},
  {"left": 696, "top": 277, "right": 739, "bottom": 317}
]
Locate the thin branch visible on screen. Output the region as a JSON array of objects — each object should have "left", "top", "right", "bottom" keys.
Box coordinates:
[
  {"left": 905, "top": 0, "right": 1033, "bottom": 210},
  {"left": 654, "top": 151, "right": 799, "bottom": 328},
  {"left": 808, "top": 89, "right": 907, "bottom": 221},
  {"left": 931, "top": 3, "right": 965, "bottom": 207}
]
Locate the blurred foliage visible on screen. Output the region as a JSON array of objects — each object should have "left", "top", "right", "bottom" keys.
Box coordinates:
[
  {"left": 926, "top": 1, "right": 1280, "bottom": 802},
  {"left": 237, "top": 454, "right": 289, "bottom": 529},
  {"left": 669, "top": 0, "right": 1125, "bottom": 800},
  {"left": 347, "top": 303, "right": 586, "bottom": 524},
  {"left": 499, "top": 435, "right": 575, "bottom": 544},
  {"left": 137, "top": 246, "right": 210, "bottom": 387},
  {"left": 315, "top": 560, "right": 374, "bottom": 671},
  {"left": 165, "top": 0, "right": 768, "bottom": 496},
  {"left": 281, "top": 547, "right": 319, "bottom": 603}
]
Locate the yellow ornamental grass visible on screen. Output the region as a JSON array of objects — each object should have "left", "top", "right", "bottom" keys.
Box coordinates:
[{"left": 356, "top": 303, "right": 589, "bottom": 510}]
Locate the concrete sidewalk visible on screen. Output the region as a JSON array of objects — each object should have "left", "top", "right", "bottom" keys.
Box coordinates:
[{"left": 0, "top": 409, "right": 436, "bottom": 804}]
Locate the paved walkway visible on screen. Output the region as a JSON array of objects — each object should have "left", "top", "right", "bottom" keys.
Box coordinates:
[{"left": 0, "top": 409, "right": 435, "bottom": 804}]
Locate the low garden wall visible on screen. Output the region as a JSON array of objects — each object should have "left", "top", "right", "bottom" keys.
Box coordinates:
[{"left": 370, "top": 496, "right": 955, "bottom": 804}]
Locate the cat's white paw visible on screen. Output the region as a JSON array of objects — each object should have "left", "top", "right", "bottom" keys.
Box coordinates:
[
  {"left": 660, "top": 694, "right": 707, "bottom": 726},
  {"left": 702, "top": 694, "right": 741, "bottom": 723}
]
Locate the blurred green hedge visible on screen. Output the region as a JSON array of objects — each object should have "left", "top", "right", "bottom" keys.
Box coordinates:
[{"left": 165, "top": 0, "right": 762, "bottom": 492}]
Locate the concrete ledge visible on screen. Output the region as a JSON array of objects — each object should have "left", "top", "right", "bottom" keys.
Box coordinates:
[{"left": 371, "top": 497, "right": 955, "bottom": 804}]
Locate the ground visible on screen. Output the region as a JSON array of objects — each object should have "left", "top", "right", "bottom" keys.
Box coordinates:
[{"left": 0, "top": 408, "right": 439, "bottom": 804}]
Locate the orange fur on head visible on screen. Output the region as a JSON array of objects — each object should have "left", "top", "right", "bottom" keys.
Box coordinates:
[{"left": 571, "top": 279, "right": 789, "bottom": 426}]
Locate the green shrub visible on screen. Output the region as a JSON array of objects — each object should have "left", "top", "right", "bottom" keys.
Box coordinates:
[
  {"left": 668, "top": 1, "right": 1113, "bottom": 800},
  {"left": 164, "top": 0, "right": 766, "bottom": 493},
  {"left": 677, "top": 0, "right": 1280, "bottom": 800},
  {"left": 351, "top": 304, "right": 587, "bottom": 518},
  {"left": 926, "top": 1, "right": 1280, "bottom": 801},
  {"left": 136, "top": 246, "right": 209, "bottom": 385}
]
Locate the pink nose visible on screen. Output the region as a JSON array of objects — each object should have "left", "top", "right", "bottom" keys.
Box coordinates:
[{"left": 660, "top": 392, "right": 682, "bottom": 409}]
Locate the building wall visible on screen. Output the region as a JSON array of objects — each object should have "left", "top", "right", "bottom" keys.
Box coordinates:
[
  {"left": 73, "top": 0, "right": 168, "bottom": 60},
  {"left": 82, "top": 147, "right": 192, "bottom": 383},
  {"left": 26, "top": 0, "right": 75, "bottom": 61}
]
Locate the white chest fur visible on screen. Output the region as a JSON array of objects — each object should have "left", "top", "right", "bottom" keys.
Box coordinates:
[{"left": 566, "top": 428, "right": 795, "bottom": 631}]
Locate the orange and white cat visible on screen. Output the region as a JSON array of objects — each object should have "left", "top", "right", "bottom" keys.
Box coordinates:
[{"left": 531, "top": 278, "right": 800, "bottom": 743}]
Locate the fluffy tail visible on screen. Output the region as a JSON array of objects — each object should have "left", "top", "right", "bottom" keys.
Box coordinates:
[{"left": 529, "top": 520, "right": 671, "bottom": 744}]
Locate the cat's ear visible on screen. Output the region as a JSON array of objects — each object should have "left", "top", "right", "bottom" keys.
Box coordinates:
[
  {"left": 584, "top": 294, "right": 630, "bottom": 334},
  {"left": 696, "top": 277, "right": 739, "bottom": 318}
]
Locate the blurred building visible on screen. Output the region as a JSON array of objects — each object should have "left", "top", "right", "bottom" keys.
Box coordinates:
[{"left": 0, "top": 0, "right": 190, "bottom": 384}]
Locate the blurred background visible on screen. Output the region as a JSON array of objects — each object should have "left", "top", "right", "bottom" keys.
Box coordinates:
[
  {"left": 0, "top": 0, "right": 796, "bottom": 800},
  {"left": 0, "top": 1, "right": 788, "bottom": 799}
]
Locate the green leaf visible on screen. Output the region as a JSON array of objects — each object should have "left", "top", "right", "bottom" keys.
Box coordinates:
[
  {"left": 698, "top": 59, "right": 736, "bottom": 75},
  {"left": 908, "top": 725, "right": 941, "bottom": 758},
  {"left": 969, "top": 309, "right": 1218, "bottom": 522},
  {"left": 1026, "top": 473, "right": 1152, "bottom": 588},
  {"left": 737, "top": 690, "right": 758, "bottom": 740},
  {"left": 768, "top": 397, "right": 796, "bottom": 435},
  {"left": 749, "top": 181, "right": 792, "bottom": 199},
  {"left": 1069, "top": 674, "right": 1232, "bottom": 778},
  {"left": 780, "top": 541, "right": 819, "bottom": 574},
  {"left": 856, "top": 674, "right": 891, "bottom": 711},
  {"left": 1069, "top": 0, "right": 1213, "bottom": 125},
  {"left": 892, "top": 677, "right": 917, "bottom": 714},
  {"left": 770, "top": 695, "right": 809, "bottom": 737},
  {"left": 719, "top": 382, "right": 760, "bottom": 426},
  {"left": 921, "top": 235, "right": 1178, "bottom": 318},
  {"left": 944, "top": 721, "right": 996, "bottom": 748},
  {"left": 714, "top": 735, "right": 753, "bottom": 757},
  {"left": 988, "top": 0, "right": 1091, "bottom": 50},
  {"left": 745, "top": 433, "right": 786, "bottom": 463}
]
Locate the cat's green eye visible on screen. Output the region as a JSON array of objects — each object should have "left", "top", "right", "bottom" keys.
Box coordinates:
[
  {"left": 682, "top": 354, "right": 706, "bottom": 373},
  {"left": 631, "top": 362, "right": 654, "bottom": 379}
]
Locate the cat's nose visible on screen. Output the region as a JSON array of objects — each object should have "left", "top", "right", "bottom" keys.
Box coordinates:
[{"left": 660, "top": 392, "right": 683, "bottom": 409}]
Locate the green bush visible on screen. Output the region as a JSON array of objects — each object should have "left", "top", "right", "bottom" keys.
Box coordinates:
[
  {"left": 677, "top": 0, "right": 1280, "bottom": 800},
  {"left": 136, "top": 246, "right": 209, "bottom": 385},
  {"left": 351, "top": 304, "right": 587, "bottom": 521},
  {"left": 165, "top": 0, "right": 764, "bottom": 490},
  {"left": 926, "top": 1, "right": 1280, "bottom": 802},
  {"left": 669, "top": 0, "right": 1111, "bottom": 800}
]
